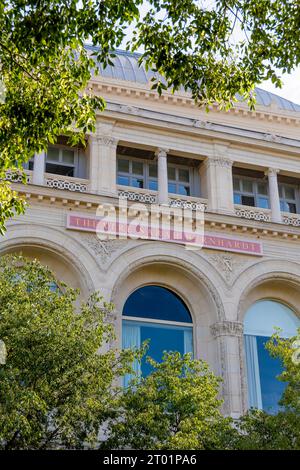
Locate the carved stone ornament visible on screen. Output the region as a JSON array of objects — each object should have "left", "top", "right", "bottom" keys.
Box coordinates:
[
  {"left": 211, "top": 321, "right": 244, "bottom": 338},
  {"left": 207, "top": 253, "right": 249, "bottom": 283},
  {"left": 263, "top": 133, "right": 282, "bottom": 143},
  {"left": 192, "top": 120, "right": 212, "bottom": 130},
  {"left": 84, "top": 234, "right": 127, "bottom": 264}
]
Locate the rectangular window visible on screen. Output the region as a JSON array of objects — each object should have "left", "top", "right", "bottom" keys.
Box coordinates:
[
  {"left": 117, "top": 157, "right": 193, "bottom": 196},
  {"left": 167, "top": 164, "right": 191, "bottom": 196},
  {"left": 279, "top": 184, "right": 298, "bottom": 214},
  {"left": 233, "top": 176, "right": 269, "bottom": 209},
  {"left": 46, "top": 146, "right": 77, "bottom": 177},
  {"left": 117, "top": 157, "right": 145, "bottom": 188}
]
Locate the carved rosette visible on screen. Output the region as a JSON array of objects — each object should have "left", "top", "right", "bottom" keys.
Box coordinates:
[{"left": 210, "top": 321, "right": 244, "bottom": 338}]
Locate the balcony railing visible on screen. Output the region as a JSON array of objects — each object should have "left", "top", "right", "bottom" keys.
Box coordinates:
[
  {"left": 118, "top": 186, "right": 208, "bottom": 211},
  {"left": 169, "top": 194, "right": 207, "bottom": 211},
  {"left": 4, "top": 170, "right": 32, "bottom": 184},
  {"left": 118, "top": 186, "right": 158, "bottom": 204},
  {"left": 44, "top": 174, "right": 89, "bottom": 193},
  {"left": 234, "top": 204, "right": 271, "bottom": 222},
  {"left": 282, "top": 212, "right": 300, "bottom": 227}
]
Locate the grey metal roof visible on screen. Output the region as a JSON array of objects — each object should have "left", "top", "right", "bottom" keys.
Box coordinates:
[{"left": 86, "top": 45, "right": 300, "bottom": 113}]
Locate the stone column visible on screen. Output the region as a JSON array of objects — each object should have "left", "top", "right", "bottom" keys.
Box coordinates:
[
  {"left": 200, "top": 144, "right": 234, "bottom": 214},
  {"left": 211, "top": 320, "right": 244, "bottom": 418},
  {"left": 156, "top": 147, "right": 169, "bottom": 205},
  {"left": 32, "top": 151, "right": 46, "bottom": 185},
  {"left": 88, "top": 131, "right": 118, "bottom": 197},
  {"left": 266, "top": 168, "right": 282, "bottom": 223}
]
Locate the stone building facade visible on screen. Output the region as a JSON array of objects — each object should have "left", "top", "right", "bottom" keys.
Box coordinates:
[{"left": 2, "top": 49, "right": 300, "bottom": 417}]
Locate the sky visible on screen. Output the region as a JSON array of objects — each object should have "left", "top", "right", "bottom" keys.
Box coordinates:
[
  {"left": 259, "top": 68, "right": 300, "bottom": 105},
  {"left": 121, "top": 2, "right": 300, "bottom": 106}
]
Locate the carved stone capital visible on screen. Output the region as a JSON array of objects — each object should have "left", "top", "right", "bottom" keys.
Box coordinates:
[
  {"left": 155, "top": 147, "right": 169, "bottom": 159},
  {"left": 265, "top": 167, "right": 280, "bottom": 178},
  {"left": 211, "top": 321, "right": 244, "bottom": 338},
  {"left": 205, "top": 156, "right": 233, "bottom": 169},
  {"left": 97, "top": 135, "right": 119, "bottom": 147}
]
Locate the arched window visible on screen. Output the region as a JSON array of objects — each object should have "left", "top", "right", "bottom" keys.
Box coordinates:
[
  {"left": 244, "top": 300, "right": 300, "bottom": 413},
  {"left": 122, "top": 286, "right": 193, "bottom": 383}
]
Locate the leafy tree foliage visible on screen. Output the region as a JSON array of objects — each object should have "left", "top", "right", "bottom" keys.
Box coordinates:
[
  {"left": 1, "top": 1, "right": 300, "bottom": 232},
  {"left": 230, "top": 331, "right": 300, "bottom": 450},
  {"left": 0, "top": 255, "right": 136, "bottom": 449},
  {"left": 101, "top": 352, "right": 234, "bottom": 450}
]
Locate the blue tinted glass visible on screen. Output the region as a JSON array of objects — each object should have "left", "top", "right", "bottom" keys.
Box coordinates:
[
  {"left": 258, "top": 197, "right": 269, "bottom": 209},
  {"left": 141, "top": 323, "right": 186, "bottom": 376},
  {"left": 178, "top": 185, "right": 190, "bottom": 196},
  {"left": 123, "top": 286, "right": 192, "bottom": 323},
  {"left": 234, "top": 193, "right": 241, "bottom": 204},
  {"left": 149, "top": 180, "right": 158, "bottom": 191},
  {"left": 257, "top": 336, "right": 286, "bottom": 414},
  {"left": 117, "top": 175, "right": 129, "bottom": 186},
  {"left": 168, "top": 183, "right": 176, "bottom": 194},
  {"left": 132, "top": 178, "right": 144, "bottom": 188}
]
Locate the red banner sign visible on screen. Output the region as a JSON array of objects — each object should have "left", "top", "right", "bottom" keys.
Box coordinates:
[{"left": 66, "top": 213, "right": 263, "bottom": 256}]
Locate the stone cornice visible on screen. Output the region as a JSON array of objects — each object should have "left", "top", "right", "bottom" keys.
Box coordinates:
[
  {"left": 211, "top": 321, "right": 244, "bottom": 338},
  {"left": 103, "top": 102, "right": 300, "bottom": 156},
  {"left": 90, "top": 78, "right": 300, "bottom": 128},
  {"left": 11, "top": 182, "right": 300, "bottom": 240}
]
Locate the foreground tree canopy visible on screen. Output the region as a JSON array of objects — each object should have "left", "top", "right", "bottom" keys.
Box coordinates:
[
  {"left": 0, "top": 256, "right": 137, "bottom": 449},
  {"left": 1, "top": 0, "right": 300, "bottom": 231},
  {"left": 0, "top": 256, "right": 299, "bottom": 449}
]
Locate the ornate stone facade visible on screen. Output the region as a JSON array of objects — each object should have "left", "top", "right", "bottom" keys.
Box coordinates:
[{"left": 2, "top": 50, "right": 300, "bottom": 419}]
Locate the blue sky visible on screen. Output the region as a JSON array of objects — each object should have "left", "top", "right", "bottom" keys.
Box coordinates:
[
  {"left": 259, "top": 68, "right": 300, "bottom": 105},
  {"left": 122, "top": 2, "right": 300, "bottom": 106}
]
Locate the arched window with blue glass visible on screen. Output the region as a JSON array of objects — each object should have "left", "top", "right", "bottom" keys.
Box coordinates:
[
  {"left": 244, "top": 299, "right": 300, "bottom": 414},
  {"left": 122, "top": 285, "right": 193, "bottom": 384}
]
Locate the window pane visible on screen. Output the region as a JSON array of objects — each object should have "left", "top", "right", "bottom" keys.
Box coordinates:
[
  {"left": 45, "top": 163, "right": 74, "bottom": 177},
  {"left": 178, "top": 184, "right": 190, "bottom": 196},
  {"left": 241, "top": 195, "right": 255, "bottom": 206},
  {"left": 258, "top": 197, "right": 269, "bottom": 209},
  {"left": 257, "top": 336, "right": 286, "bottom": 414},
  {"left": 47, "top": 147, "right": 60, "bottom": 162},
  {"left": 117, "top": 175, "right": 129, "bottom": 186},
  {"left": 117, "top": 158, "right": 130, "bottom": 173},
  {"left": 285, "top": 186, "right": 296, "bottom": 200},
  {"left": 233, "top": 177, "right": 240, "bottom": 191},
  {"left": 178, "top": 169, "right": 189, "bottom": 182},
  {"left": 149, "top": 164, "right": 157, "bottom": 178},
  {"left": 132, "top": 161, "right": 143, "bottom": 175},
  {"left": 242, "top": 180, "right": 253, "bottom": 193},
  {"left": 287, "top": 202, "right": 297, "bottom": 214},
  {"left": 132, "top": 178, "right": 144, "bottom": 189},
  {"left": 168, "top": 166, "right": 176, "bottom": 180},
  {"left": 149, "top": 180, "right": 158, "bottom": 191},
  {"left": 122, "top": 320, "right": 193, "bottom": 379},
  {"left": 62, "top": 149, "right": 74, "bottom": 164},
  {"left": 123, "top": 286, "right": 192, "bottom": 323},
  {"left": 168, "top": 182, "right": 177, "bottom": 194},
  {"left": 280, "top": 200, "right": 288, "bottom": 212},
  {"left": 257, "top": 183, "right": 268, "bottom": 195},
  {"left": 234, "top": 193, "right": 242, "bottom": 204},
  {"left": 140, "top": 323, "right": 187, "bottom": 377},
  {"left": 278, "top": 185, "right": 283, "bottom": 198}
]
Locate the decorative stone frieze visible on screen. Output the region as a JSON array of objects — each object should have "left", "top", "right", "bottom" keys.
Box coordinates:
[{"left": 211, "top": 321, "right": 244, "bottom": 338}]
